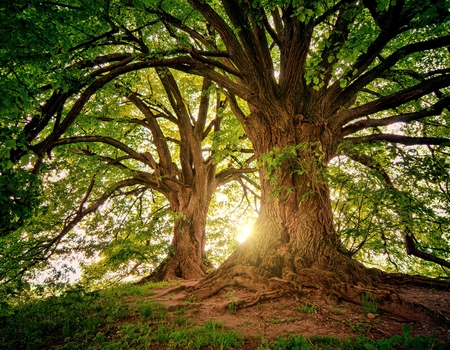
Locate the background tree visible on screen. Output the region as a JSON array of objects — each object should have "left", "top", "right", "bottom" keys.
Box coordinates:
[
  {"left": 51, "top": 68, "right": 255, "bottom": 280},
  {"left": 0, "top": 0, "right": 256, "bottom": 285}
]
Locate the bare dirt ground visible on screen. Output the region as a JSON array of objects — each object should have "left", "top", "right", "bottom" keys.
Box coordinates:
[{"left": 143, "top": 277, "right": 450, "bottom": 348}]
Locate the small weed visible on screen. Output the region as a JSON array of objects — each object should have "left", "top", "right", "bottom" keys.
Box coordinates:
[
  {"left": 266, "top": 317, "right": 282, "bottom": 324},
  {"left": 361, "top": 291, "right": 379, "bottom": 314},
  {"left": 275, "top": 304, "right": 286, "bottom": 309},
  {"left": 242, "top": 320, "right": 253, "bottom": 328},
  {"left": 293, "top": 303, "right": 317, "bottom": 316},
  {"left": 226, "top": 290, "right": 239, "bottom": 315},
  {"left": 138, "top": 302, "right": 154, "bottom": 317},
  {"left": 342, "top": 320, "right": 371, "bottom": 333},
  {"left": 174, "top": 316, "right": 193, "bottom": 327},
  {"left": 273, "top": 334, "right": 311, "bottom": 349},
  {"left": 185, "top": 295, "right": 198, "bottom": 304},
  {"left": 257, "top": 337, "right": 272, "bottom": 350},
  {"left": 331, "top": 305, "right": 345, "bottom": 315},
  {"left": 138, "top": 301, "right": 167, "bottom": 320},
  {"left": 174, "top": 306, "right": 186, "bottom": 315}
]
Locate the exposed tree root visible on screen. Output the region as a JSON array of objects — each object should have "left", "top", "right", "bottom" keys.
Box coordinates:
[
  {"left": 193, "top": 265, "right": 293, "bottom": 299},
  {"left": 192, "top": 262, "right": 448, "bottom": 329},
  {"left": 381, "top": 273, "right": 450, "bottom": 290},
  {"left": 137, "top": 253, "right": 213, "bottom": 284},
  {"left": 236, "top": 290, "right": 291, "bottom": 309}
]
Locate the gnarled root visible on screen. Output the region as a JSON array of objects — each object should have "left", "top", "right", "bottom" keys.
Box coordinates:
[{"left": 137, "top": 254, "right": 212, "bottom": 284}]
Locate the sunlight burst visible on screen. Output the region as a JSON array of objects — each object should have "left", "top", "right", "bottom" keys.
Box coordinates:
[{"left": 236, "top": 223, "right": 253, "bottom": 243}]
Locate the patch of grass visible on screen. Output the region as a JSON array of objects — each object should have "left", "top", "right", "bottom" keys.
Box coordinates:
[
  {"left": 286, "top": 316, "right": 302, "bottom": 322},
  {"left": 184, "top": 294, "right": 199, "bottom": 304},
  {"left": 0, "top": 286, "right": 132, "bottom": 350},
  {"left": 168, "top": 319, "right": 243, "bottom": 349},
  {"left": 361, "top": 291, "right": 379, "bottom": 314},
  {"left": 137, "top": 300, "right": 167, "bottom": 321},
  {"left": 293, "top": 302, "right": 317, "bottom": 316},
  {"left": 174, "top": 315, "right": 195, "bottom": 327},
  {"left": 266, "top": 317, "right": 282, "bottom": 324},
  {"left": 342, "top": 319, "right": 371, "bottom": 333},
  {"left": 174, "top": 306, "right": 186, "bottom": 315},
  {"left": 266, "top": 326, "right": 450, "bottom": 350},
  {"left": 256, "top": 337, "right": 272, "bottom": 350},
  {"left": 101, "top": 282, "right": 156, "bottom": 298},
  {"left": 331, "top": 305, "right": 345, "bottom": 315},
  {"left": 273, "top": 334, "right": 311, "bottom": 349}
]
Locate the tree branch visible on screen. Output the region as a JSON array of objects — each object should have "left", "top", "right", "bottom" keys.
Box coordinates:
[
  {"left": 49, "top": 135, "right": 151, "bottom": 165},
  {"left": 342, "top": 95, "right": 450, "bottom": 136},
  {"left": 345, "top": 149, "right": 450, "bottom": 270},
  {"left": 335, "top": 73, "right": 450, "bottom": 126},
  {"left": 216, "top": 167, "right": 257, "bottom": 187},
  {"left": 344, "top": 133, "right": 450, "bottom": 146},
  {"left": 404, "top": 234, "right": 450, "bottom": 269},
  {"left": 331, "top": 35, "right": 450, "bottom": 123}
]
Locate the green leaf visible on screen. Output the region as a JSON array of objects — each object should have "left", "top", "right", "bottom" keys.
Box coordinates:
[
  {"left": 4, "top": 140, "right": 16, "bottom": 149},
  {"left": 20, "top": 154, "right": 30, "bottom": 166}
]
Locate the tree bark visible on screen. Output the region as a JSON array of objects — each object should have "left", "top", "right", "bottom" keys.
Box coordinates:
[
  {"left": 148, "top": 187, "right": 215, "bottom": 281},
  {"left": 194, "top": 109, "right": 372, "bottom": 298}
]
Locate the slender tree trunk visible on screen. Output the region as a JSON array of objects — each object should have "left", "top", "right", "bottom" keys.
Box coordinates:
[{"left": 194, "top": 110, "right": 372, "bottom": 297}]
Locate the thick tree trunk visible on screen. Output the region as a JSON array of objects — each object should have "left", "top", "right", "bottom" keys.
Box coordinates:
[
  {"left": 194, "top": 111, "right": 373, "bottom": 298},
  {"left": 142, "top": 178, "right": 216, "bottom": 282}
]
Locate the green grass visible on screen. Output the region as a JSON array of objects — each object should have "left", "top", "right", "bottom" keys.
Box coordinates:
[
  {"left": 1, "top": 283, "right": 448, "bottom": 350},
  {"left": 268, "top": 327, "right": 450, "bottom": 350},
  {"left": 0, "top": 282, "right": 242, "bottom": 350},
  {"left": 293, "top": 302, "right": 318, "bottom": 316},
  {"left": 361, "top": 291, "right": 379, "bottom": 314}
]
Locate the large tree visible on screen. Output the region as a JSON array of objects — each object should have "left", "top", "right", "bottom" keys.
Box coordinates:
[
  {"left": 125, "top": 0, "right": 450, "bottom": 297},
  {"left": 2, "top": 0, "right": 450, "bottom": 296}
]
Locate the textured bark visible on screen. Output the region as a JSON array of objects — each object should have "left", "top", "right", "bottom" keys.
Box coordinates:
[
  {"left": 148, "top": 187, "right": 215, "bottom": 281},
  {"left": 194, "top": 109, "right": 372, "bottom": 298}
]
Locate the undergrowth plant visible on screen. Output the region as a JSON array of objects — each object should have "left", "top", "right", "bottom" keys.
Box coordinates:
[
  {"left": 293, "top": 303, "right": 317, "bottom": 316},
  {"left": 267, "top": 325, "right": 449, "bottom": 350},
  {"left": 361, "top": 291, "right": 379, "bottom": 314},
  {"left": 226, "top": 290, "right": 239, "bottom": 315}
]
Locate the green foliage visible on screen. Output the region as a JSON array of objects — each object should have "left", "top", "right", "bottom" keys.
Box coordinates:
[
  {"left": 2, "top": 0, "right": 450, "bottom": 296},
  {"left": 226, "top": 290, "right": 239, "bottom": 315},
  {"left": 342, "top": 319, "right": 371, "bottom": 333},
  {"left": 0, "top": 281, "right": 176, "bottom": 349},
  {"left": 260, "top": 142, "right": 326, "bottom": 200},
  {"left": 268, "top": 326, "right": 449, "bottom": 350},
  {"left": 0, "top": 128, "right": 41, "bottom": 237},
  {"left": 361, "top": 292, "right": 379, "bottom": 314},
  {"left": 329, "top": 142, "right": 450, "bottom": 277},
  {"left": 0, "top": 285, "right": 114, "bottom": 349}
]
